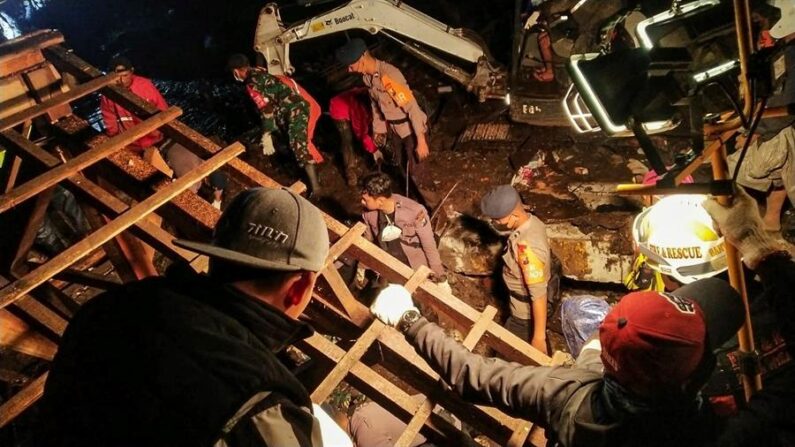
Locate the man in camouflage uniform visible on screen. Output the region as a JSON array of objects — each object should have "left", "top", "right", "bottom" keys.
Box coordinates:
[
  {"left": 335, "top": 39, "right": 429, "bottom": 196},
  {"left": 481, "top": 185, "right": 559, "bottom": 355},
  {"left": 227, "top": 54, "right": 324, "bottom": 195}
]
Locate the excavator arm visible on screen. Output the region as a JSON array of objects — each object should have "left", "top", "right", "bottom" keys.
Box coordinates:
[{"left": 253, "top": 0, "right": 506, "bottom": 100}]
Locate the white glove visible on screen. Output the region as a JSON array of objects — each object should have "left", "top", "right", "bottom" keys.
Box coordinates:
[
  {"left": 703, "top": 186, "right": 789, "bottom": 269},
  {"left": 261, "top": 132, "right": 275, "bottom": 155},
  {"left": 372, "top": 149, "right": 384, "bottom": 164},
  {"left": 211, "top": 199, "right": 222, "bottom": 210},
  {"left": 370, "top": 284, "right": 418, "bottom": 327}
]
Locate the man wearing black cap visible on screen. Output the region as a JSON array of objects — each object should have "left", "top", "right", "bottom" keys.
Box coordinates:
[
  {"left": 480, "top": 184, "right": 556, "bottom": 354},
  {"left": 335, "top": 39, "right": 429, "bottom": 191},
  {"left": 368, "top": 187, "right": 795, "bottom": 446},
  {"left": 100, "top": 56, "right": 204, "bottom": 192},
  {"left": 36, "top": 188, "right": 330, "bottom": 446}
]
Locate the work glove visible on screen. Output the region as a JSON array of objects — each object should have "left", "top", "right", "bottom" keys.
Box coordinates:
[
  {"left": 261, "top": 132, "right": 275, "bottom": 156},
  {"left": 370, "top": 284, "right": 419, "bottom": 327},
  {"left": 702, "top": 186, "right": 789, "bottom": 269},
  {"left": 372, "top": 149, "right": 385, "bottom": 165},
  {"left": 374, "top": 132, "right": 388, "bottom": 148}
]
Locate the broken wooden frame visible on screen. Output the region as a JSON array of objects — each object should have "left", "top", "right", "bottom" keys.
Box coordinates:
[{"left": 0, "top": 37, "right": 554, "bottom": 446}]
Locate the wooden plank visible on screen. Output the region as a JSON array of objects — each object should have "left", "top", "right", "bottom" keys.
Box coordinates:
[
  {"left": 310, "top": 320, "right": 385, "bottom": 403},
  {"left": 320, "top": 265, "right": 370, "bottom": 326},
  {"left": 13, "top": 295, "right": 69, "bottom": 337},
  {"left": 507, "top": 422, "right": 533, "bottom": 447},
  {"left": 8, "top": 186, "right": 54, "bottom": 275},
  {"left": 3, "top": 155, "right": 22, "bottom": 192},
  {"left": 0, "top": 309, "right": 58, "bottom": 360},
  {"left": 1, "top": 275, "right": 68, "bottom": 337},
  {"left": 0, "top": 30, "right": 64, "bottom": 59},
  {"left": 47, "top": 266, "right": 122, "bottom": 290},
  {"left": 0, "top": 106, "right": 182, "bottom": 213},
  {"left": 0, "top": 73, "right": 118, "bottom": 131},
  {"left": 0, "top": 372, "right": 48, "bottom": 429},
  {"left": 0, "top": 31, "right": 64, "bottom": 78},
  {"left": 304, "top": 295, "right": 522, "bottom": 445},
  {"left": 404, "top": 265, "right": 431, "bottom": 293},
  {"left": 323, "top": 222, "right": 366, "bottom": 269},
  {"left": 0, "top": 143, "right": 244, "bottom": 310},
  {"left": 0, "top": 129, "right": 198, "bottom": 265},
  {"left": 298, "top": 333, "right": 459, "bottom": 442},
  {"left": 394, "top": 305, "right": 497, "bottom": 447},
  {"left": 462, "top": 306, "right": 498, "bottom": 349}
]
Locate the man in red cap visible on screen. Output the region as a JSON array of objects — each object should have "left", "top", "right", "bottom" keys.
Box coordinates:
[{"left": 370, "top": 186, "right": 795, "bottom": 446}]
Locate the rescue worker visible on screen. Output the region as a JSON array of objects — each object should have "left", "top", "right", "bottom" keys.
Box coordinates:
[
  {"left": 480, "top": 185, "right": 557, "bottom": 354},
  {"left": 329, "top": 87, "right": 384, "bottom": 186},
  {"left": 369, "top": 185, "right": 795, "bottom": 446},
  {"left": 335, "top": 39, "right": 429, "bottom": 195},
  {"left": 728, "top": 31, "right": 795, "bottom": 232},
  {"left": 100, "top": 56, "right": 203, "bottom": 192},
  {"left": 631, "top": 194, "right": 795, "bottom": 422},
  {"left": 360, "top": 172, "right": 448, "bottom": 289},
  {"left": 227, "top": 54, "right": 324, "bottom": 196},
  {"left": 329, "top": 400, "right": 433, "bottom": 447},
  {"left": 36, "top": 188, "right": 331, "bottom": 445}
]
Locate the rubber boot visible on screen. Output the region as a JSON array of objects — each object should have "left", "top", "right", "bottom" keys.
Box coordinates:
[
  {"left": 304, "top": 163, "right": 322, "bottom": 198},
  {"left": 335, "top": 120, "right": 358, "bottom": 187}
]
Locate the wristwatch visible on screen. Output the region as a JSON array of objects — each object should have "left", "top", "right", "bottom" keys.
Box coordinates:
[{"left": 397, "top": 309, "right": 421, "bottom": 333}]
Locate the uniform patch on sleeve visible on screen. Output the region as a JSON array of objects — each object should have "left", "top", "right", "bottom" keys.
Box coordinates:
[
  {"left": 517, "top": 242, "right": 546, "bottom": 285},
  {"left": 415, "top": 210, "right": 428, "bottom": 227},
  {"left": 246, "top": 85, "right": 269, "bottom": 110},
  {"left": 381, "top": 74, "right": 414, "bottom": 108}
]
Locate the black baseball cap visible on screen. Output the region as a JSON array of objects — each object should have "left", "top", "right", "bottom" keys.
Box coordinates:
[
  {"left": 335, "top": 38, "right": 367, "bottom": 66},
  {"left": 109, "top": 56, "right": 133, "bottom": 72},
  {"left": 480, "top": 185, "right": 521, "bottom": 219},
  {"left": 174, "top": 188, "right": 329, "bottom": 272},
  {"left": 227, "top": 53, "right": 250, "bottom": 71}
]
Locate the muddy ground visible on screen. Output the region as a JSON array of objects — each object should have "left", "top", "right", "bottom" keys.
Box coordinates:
[{"left": 225, "top": 62, "right": 700, "bottom": 355}]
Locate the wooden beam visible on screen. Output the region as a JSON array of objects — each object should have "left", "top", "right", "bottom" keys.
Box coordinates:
[
  {"left": 298, "top": 334, "right": 459, "bottom": 442},
  {"left": 14, "top": 295, "right": 68, "bottom": 337},
  {"left": 320, "top": 266, "right": 370, "bottom": 326},
  {"left": 0, "top": 143, "right": 244, "bottom": 310},
  {"left": 0, "top": 372, "right": 48, "bottom": 429},
  {"left": 0, "top": 30, "right": 64, "bottom": 77},
  {"left": 0, "top": 129, "right": 198, "bottom": 265},
  {"left": 0, "top": 73, "right": 118, "bottom": 131},
  {"left": 0, "top": 106, "right": 182, "bottom": 213},
  {"left": 310, "top": 320, "right": 385, "bottom": 403},
  {"left": 0, "top": 309, "right": 58, "bottom": 360},
  {"left": 403, "top": 265, "right": 432, "bottom": 294},
  {"left": 323, "top": 222, "right": 366, "bottom": 269},
  {"left": 44, "top": 265, "right": 122, "bottom": 290},
  {"left": 305, "top": 292, "right": 523, "bottom": 445},
  {"left": 9, "top": 186, "right": 54, "bottom": 275},
  {"left": 394, "top": 305, "right": 498, "bottom": 447},
  {"left": 3, "top": 154, "right": 22, "bottom": 192}
]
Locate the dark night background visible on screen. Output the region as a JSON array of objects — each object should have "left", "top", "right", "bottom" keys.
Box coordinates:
[{"left": 0, "top": 0, "right": 515, "bottom": 139}]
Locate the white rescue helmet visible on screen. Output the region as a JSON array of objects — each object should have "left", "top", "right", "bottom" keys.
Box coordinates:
[{"left": 632, "top": 194, "right": 728, "bottom": 284}]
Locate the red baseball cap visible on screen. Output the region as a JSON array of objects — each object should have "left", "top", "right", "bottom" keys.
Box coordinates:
[{"left": 600, "top": 278, "right": 744, "bottom": 397}]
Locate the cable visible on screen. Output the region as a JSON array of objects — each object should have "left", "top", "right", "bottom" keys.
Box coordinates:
[
  {"left": 705, "top": 81, "right": 750, "bottom": 129},
  {"left": 731, "top": 95, "right": 768, "bottom": 182}
]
